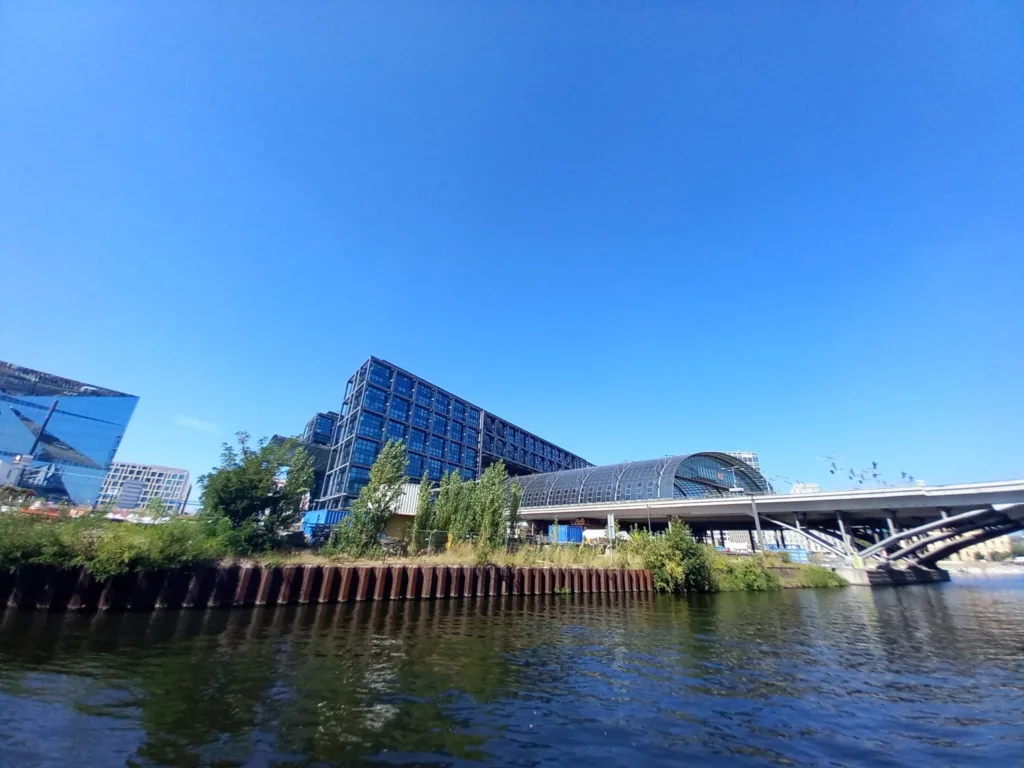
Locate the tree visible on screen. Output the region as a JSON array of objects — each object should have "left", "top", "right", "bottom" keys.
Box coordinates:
[
  {"left": 477, "top": 461, "right": 509, "bottom": 550},
  {"left": 332, "top": 439, "right": 407, "bottom": 556},
  {"left": 508, "top": 478, "right": 523, "bottom": 539},
  {"left": 409, "top": 471, "right": 434, "bottom": 551},
  {"left": 199, "top": 432, "right": 315, "bottom": 553},
  {"left": 144, "top": 496, "right": 169, "bottom": 519}
]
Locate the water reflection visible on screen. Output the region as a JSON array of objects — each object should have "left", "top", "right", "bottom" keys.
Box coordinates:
[{"left": 0, "top": 583, "right": 1023, "bottom": 766}]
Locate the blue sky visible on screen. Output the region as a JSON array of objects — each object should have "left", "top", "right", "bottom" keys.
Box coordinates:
[{"left": 2, "top": 2, "right": 1022, "bottom": 494}]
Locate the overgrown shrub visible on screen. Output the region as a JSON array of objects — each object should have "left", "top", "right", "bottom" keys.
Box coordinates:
[
  {"left": 789, "top": 565, "right": 847, "bottom": 588},
  {"left": 711, "top": 553, "right": 781, "bottom": 591},
  {"left": 0, "top": 514, "right": 225, "bottom": 579}
]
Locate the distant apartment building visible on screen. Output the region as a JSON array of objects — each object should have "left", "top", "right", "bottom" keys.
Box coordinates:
[
  {"left": 724, "top": 451, "right": 761, "bottom": 471},
  {"left": 99, "top": 462, "right": 190, "bottom": 511},
  {"left": 0, "top": 361, "right": 138, "bottom": 505}
]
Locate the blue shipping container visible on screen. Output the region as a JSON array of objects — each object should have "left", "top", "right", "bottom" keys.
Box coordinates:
[
  {"left": 301, "top": 510, "right": 348, "bottom": 539},
  {"left": 547, "top": 524, "right": 584, "bottom": 544}
]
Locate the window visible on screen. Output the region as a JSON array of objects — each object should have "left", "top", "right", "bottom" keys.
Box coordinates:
[
  {"left": 429, "top": 435, "right": 444, "bottom": 458},
  {"left": 460, "top": 468, "right": 475, "bottom": 481},
  {"left": 394, "top": 372, "right": 414, "bottom": 397},
  {"left": 450, "top": 422, "right": 463, "bottom": 443},
  {"left": 369, "top": 361, "right": 393, "bottom": 388},
  {"left": 464, "top": 447, "right": 477, "bottom": 467},
  {"left": 415, "top": 386, "right": 433, "bottom": 407},
  {"left": 452, "top": 401, "right": 466, "bottom": 422},
  {"left": 388, "top": 397, "right": 410, "bottom": 422},
  {"left": 407, "top": 453, "right": 425, "bottom": 478},
  {"left": 432, "top": 414, "right": 447, "bottom": 436},
  {"left": 353, "top": 439, "right": 380, "bottom": 465},
  {"left": 363, "top": 386, "right": 388, "bottom": 414},
  {"left": 446, "top": 442, "right": 461, "bottom": 463},
  {"left": 428, "top": 458, "right": 442, "bottom": 481},
  {"left": 434, "top": 392, "right": 450, "bottom": 415},
  {"left": 468, "top": 407, "right": 481, "bottom": 425},
  {"left": 358, "top": 412, "right": 384, "bottom": 439},
  {"left": 386, "top": 420, "right": 406, "bottom": 442},
  {"left": 409, "top": 428, "right": 427, "bottom": 453},
  {"left": 412, "top": 406, "right": 430, "bottom": 429},
  {"left": 466, "top": 427, "right": 479, "bottom": 446},
  {"left": 347, "top": 467, "right": 370, "bottom": 495}
]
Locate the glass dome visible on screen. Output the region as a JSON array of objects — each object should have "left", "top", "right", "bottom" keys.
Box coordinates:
[{"left": 517, "top": 452, "right": 769, "bottom": 508}]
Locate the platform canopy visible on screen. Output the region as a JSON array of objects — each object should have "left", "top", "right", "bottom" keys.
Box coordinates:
[{"left": 516, "top": 452, "right": 769, "bottom": 508}]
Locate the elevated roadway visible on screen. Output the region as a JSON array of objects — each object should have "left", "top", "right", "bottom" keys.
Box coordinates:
[{"left": 519, "top": 479, "right": 1024, "bottom": 569}]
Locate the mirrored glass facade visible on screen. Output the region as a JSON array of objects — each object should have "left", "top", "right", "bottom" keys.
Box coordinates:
[
  {"left": 516, "top": 452, "right": 770, "bottom": 508},
  {"left": 0, "top": 361, "right": 139, "bottom": 506},
  {"left": 319, "top": 357, "right": 590, "bottom": 509}
]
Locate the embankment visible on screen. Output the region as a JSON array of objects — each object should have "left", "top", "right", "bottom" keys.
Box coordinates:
[{"left": 0, "top": 563, "right": 654, "bottom": 613}]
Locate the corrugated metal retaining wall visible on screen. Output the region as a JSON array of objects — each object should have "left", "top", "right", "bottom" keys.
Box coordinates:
[{"left": 0, "top": 564, "right": 655, "bottom": 612}]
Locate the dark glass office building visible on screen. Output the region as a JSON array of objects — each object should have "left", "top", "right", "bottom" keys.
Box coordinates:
[
  {"left": 318, "top": 357, "right": 590, "bottom": 509},
  {"left": 517, "top": 452, "right": 770, "bottom": 508},
  {"left": 0, "top": 361, "right": 139, "bottom": 506}
]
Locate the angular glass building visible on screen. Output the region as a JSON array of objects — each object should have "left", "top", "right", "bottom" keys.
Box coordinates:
[
  {"left": 318, "top": 357, "right": 590, "bottom": 509},
  {"left": 516, "top": 452, "right": 770, "bottom": 508},
  {"left": 0, "top": 361, "right": 138, "bottom": 506}
]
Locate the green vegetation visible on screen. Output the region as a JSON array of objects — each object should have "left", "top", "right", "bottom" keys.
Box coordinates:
[
  {"left": 199, "top": 432, "right": 314, "bottom": 554},
  {"left": 324, "top": 439, "right": 407, "bottom": 557},
  {"left": 780, "top": 564, "right": 848, "bottom": 588},
  {"left": 0, "top": 514, "right": 223, "bottom": 580},
  {"left": 626, "top": 522, "right": 843, "bottom": 593}
]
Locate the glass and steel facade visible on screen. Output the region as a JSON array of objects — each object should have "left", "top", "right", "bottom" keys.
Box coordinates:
[
  {"left": 0, "top": 361, "right": 138, "bottom": 506},
  {"left": 516, "top": 452, "right": 770, "bottom": 508},
  {"left": 318, "top": 357, "right": 590, "bottom": 509}
]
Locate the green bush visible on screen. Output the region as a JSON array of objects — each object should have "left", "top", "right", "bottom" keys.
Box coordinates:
[
  {"left": 790, "top": 565, "right": 847, "bottom": 588},
  {"left": 711, "top": 553, "right": 782, "bottom": 591},
  {"left": 628, "top": 523, "right": 717, "bottom": 594},
  {"left": 0, "top": 514, "right": 225, "bottom": 579}
]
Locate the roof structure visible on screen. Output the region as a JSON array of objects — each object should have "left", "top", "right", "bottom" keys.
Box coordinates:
[{"left": 517, "top": 451, "right": 769, "bottom": 508}]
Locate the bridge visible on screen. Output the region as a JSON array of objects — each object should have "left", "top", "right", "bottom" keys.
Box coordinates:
[{"left": 518, "top": 479, "right": 1024, "bottom": 572}]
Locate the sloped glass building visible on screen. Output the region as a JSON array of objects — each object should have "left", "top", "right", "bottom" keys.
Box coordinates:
[
  {"left": 516, "top": 452, "right": 770, "bottom": 508},
  {"left": 0, "top": 361, "right": 139, "bottom": 506},
  {"left": 318, "top": 357, "right": 590, "bottom": 509}
]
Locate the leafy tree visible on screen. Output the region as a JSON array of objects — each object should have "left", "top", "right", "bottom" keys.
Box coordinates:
[
  {"left": 476, "top": 461, "right": 509, "bottom": 549},
  {"left": 331, "top": 439, "right": 407, "bottom": 556},
  {"left": 508, "top": 478, "right": 523, "bottom": 538},
  {"left": 199, "top": 432, "right": 314, "bottom": 553},
  {"left": 144, "top": 496, "right": 169, "bottom": 518},
  {"left": 409, "top": 471, "right": 434, "bottom": 552}
]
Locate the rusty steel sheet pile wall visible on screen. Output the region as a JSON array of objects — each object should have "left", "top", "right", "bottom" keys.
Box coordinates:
[{"left": 0, "top": 565, "right": 655, "bottom": 613}]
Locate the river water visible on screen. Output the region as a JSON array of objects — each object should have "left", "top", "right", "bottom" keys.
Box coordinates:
[{"left": 1, "top": 578, "right": 1023, "bottom": 767}]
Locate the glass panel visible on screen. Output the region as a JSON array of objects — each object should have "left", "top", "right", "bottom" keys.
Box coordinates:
[
  {"left": 408, "top": 428, "right": 427, "bottom": 453},
  {"left": 432, "top": 414, "right": 447, "bottom": 436},
  {"left": 450, "top": 422, "right": 463, "bottom": 443},
  {"left": 369, "top": 361, "right": 393, "bottom": 388},
  {"left": 428, "top": 435, "right": 444, "bottom": 458},
  {"left": 434, "top": 392, "right": 450, "bottom": 415},
  {"left": 388, "top": 397, "right": 410, "bottom": 422},
  {"left": 352, "top": 438, "right": 380, "bottom": 466},
  {"left": 407, "top": 453, "right": 425, "bottom": 478},
  {"left": 412, "top": 406, "right": 430, "bottom": 429},
  {"left": 428, "top": 458, "right": 442, "bottom": 481},
  {"left": 394, "top": 372, "right": 414, "bottom": 397},
  {"left": 466, "top": 427, "right": 479, "bottom": 446},
  {"left": 363, "top": 386, "right": 388, "bottom": 414},
  {"left": 386, "top": 420, "right": 406, "bottom": 442},
  {"left": 446, "top": 442, "right": 461, "bottom": 463},
  {"left": 452, "top": 401, "right": 466, "bottom": 422},
  {"left": 415, "top": 386, "right": 433, "bottom": 407},
  {"left": 357, "top": 412, "right": 384, "bottom": 440}
]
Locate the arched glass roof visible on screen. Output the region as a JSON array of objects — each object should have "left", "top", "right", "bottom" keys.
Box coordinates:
[{"left": 517, "top": 452, "right": 769, "bottom": 508}]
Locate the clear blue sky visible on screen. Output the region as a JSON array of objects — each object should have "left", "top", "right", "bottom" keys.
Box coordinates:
[{"left": 2, "top": 2, "right": 1022, "bottom": 493}]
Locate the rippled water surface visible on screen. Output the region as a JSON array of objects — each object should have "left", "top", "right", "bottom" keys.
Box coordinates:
[{"left": 2, "top": 577, "right": 1024, "bottom": 766}]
